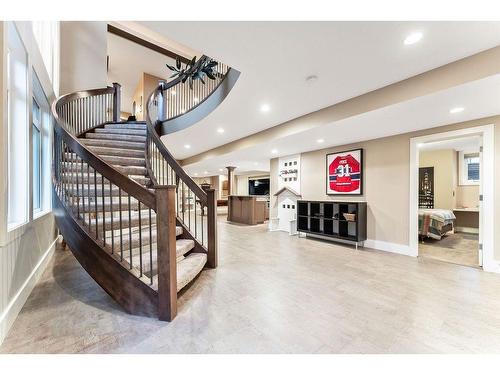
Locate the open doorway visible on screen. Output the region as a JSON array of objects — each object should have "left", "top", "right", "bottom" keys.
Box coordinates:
[
  {"left": 409, "top": 125, "right": 495, "bottom": 270},
  {"left": 417, "top": 136, "right": 482, "bottom": 267}
]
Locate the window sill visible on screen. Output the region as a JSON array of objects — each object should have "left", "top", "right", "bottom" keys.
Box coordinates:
[{"left": 33, "top": 209, "right": 51, "bottom": 221}]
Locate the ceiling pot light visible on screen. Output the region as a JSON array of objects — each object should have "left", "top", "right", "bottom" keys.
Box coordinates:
[
  {"left": 204, "top": 171, "right": 208, "bottom": 174},
  {"left": 184, "top": 144, "right": 191, "bottom": 149},
  {"left": 194, "top": 173, "right": 198, "bottom": 176},
  {"left": 219, "top": 168, "right": 223, "bottom": 172},
  {"left": 317, "top": 138, "right": 325, "bottom": 143},
  {"left": 450, "top": 107, "right": 465, "bottom": 114},
  {"left": 217, "top": 128, "right": 225, "bottom": 134},
  {"left": 404, "top": 31, "right": 423, "bottom": 45},
  {"left": 306, "top": 75, "right": 318, "bottom": 83},
  {"left": 271, "top": 149, "right": 278, "bottom": 154},
  {"left": 260, "top": 104, "right": 271, "bottom": 113}
]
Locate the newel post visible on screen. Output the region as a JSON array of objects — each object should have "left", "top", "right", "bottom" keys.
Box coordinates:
[
  {"left": 112, "top": 82, "right": 121, "bottom": 122},
  {"left": 155, "top": 185, "right": 177, "bottom": 321},
  {"left": 206, "top": 189, "right": 218, "bottom": 268}
]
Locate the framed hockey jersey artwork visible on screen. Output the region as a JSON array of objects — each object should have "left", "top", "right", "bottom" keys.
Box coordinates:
[{"left": 326, "top": 149, "right": 363, "bottom": 195}]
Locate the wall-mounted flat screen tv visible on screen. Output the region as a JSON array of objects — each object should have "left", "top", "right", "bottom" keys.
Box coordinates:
[{"left": 248, "top": 178, "right": 270, "bottom": 196}]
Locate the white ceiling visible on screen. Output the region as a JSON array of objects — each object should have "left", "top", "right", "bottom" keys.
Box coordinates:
[
  {"left": 107, "top": 32, "right": 177, "bottom": 114},
  {"left": 181, "top": 74, "right": 500, "bottom": 176},
  {"left": 419, "top": 136, "right": 481, "bottom": 152},
  {"left": 139, "top": 21, "right": 500, "bottom": 162}
]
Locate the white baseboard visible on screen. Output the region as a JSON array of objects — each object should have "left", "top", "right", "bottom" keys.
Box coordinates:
[
  {"left": 482, "top": 260, "right": 500, "bottom": 273},
  {"left": 0, "top": 236, "right": 58, "bottom": 346},
  {"left": 455, "top": 226, "right": 479, "bottom": 234},
  {"left": 364, "top": 239, "right": 416, "bottom": 257}
]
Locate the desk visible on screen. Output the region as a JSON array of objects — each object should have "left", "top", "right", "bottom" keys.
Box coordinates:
[{"left": 453, "top": 207, "right": 479, "bottom": 233}]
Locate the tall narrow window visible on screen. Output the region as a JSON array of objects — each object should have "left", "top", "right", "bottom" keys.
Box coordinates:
[
  {"left": 7, "top": 22, "right": 29, "bottom": 230},
  {"left": 32, "top": 21, "right": 60, "bottom": 95},
  {"left": 32, "top": 98, "right": 42, "bottom": 212},
  {"left": 32, "top": 70, "right": 52, "bottom": 216}
]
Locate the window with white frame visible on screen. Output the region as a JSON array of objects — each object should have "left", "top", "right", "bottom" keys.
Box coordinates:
[
  {"left": 32, "top": 70, "right": 52, "bottom": 216},
  {"left": 32, "top": 98, "right": 42, "bottom": 212},
  {"left": 459, "top": 151, "right": 480, "bottom": 186},
  {"left": 31, "top": 21, "right": 60, "bottom": 95},
  {"left": 7, "top": 22, "right": 29, "bottom": 230}
]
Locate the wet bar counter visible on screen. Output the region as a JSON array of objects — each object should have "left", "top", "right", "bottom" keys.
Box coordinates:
[{"left": 227, "top": 195, "right": 268, "bottom": 225}]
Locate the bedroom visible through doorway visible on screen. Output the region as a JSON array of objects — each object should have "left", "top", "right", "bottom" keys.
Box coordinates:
[{"left": 417, "top": 135, "right": 482, "bottom": 268}]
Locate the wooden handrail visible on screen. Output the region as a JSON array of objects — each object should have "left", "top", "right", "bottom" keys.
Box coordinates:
[
  {"left": 52, "top": 86, "right": 157, "bottom": 210},
  {"left": 54, "top": 86, "right": 115, "bottom": 112},
  {"left": 147, "top": 119, "right": 208, "bottom": 205},
  {"left": 54, "top": 125, "right": 156, "bottom": 209}
]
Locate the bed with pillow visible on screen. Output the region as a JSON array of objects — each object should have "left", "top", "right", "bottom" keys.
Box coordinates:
[{"left": 418, "top": 209, "right": 456, "bottom": 240}]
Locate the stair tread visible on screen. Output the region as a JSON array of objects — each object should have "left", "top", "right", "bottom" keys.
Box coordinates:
[
  {"left": 80, "top": 138, "right": 145, "bottom": 150},
  {"left": 86, "top": 133, "right": 146, "bottom": 142},
  {"left": 176, "top": 253, "right": 207, "bottom": 292},
  {"left": 109, "top": 226, "right": 183, "bottom": 245},
  {"left": 63, "top": 152, "right": 146, "bottom": 167},
  {"left": 175, "top": 239, "right": 195, "bottom": 258},
  {"left": 60, "top": 173, "right": 150, "bottom": 186},
  {"left": 95, "top": 128, "right": 146, "bottom": 136},
  {"left": 87, "top": 146, "right": 144, "bottom": 158},
  {"left": 104, "top": 123, "right": 146, "bottom": 130},
  {"left": 84, "top": 210, "right": 157, "bottom": 229}
]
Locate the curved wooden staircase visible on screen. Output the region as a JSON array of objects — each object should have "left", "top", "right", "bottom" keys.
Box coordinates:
[{"left": 52, "top": 57, "right": 239, "bottom": 321}]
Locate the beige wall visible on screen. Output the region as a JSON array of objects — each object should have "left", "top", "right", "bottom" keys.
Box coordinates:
[
  {"left": 419, "top": 149, "right": 457, "bottom": 209},
  {"left": 0, "top": 22, "right": 59, "bottom": 344},
  {"left": 132, "top": 72, "right": 162, "bottom": 121},
  {"left": 456, "top": 185, "right": 479, "bottom": 208},
  {"left": 271, "top": 115, "right": 500, "bottom": 260},
  {"left": 59, "top": 21, "right": 107, "bottom": 94}
]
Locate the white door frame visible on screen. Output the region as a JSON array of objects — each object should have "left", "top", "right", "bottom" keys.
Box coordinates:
[{"left": 409, "top": 124, "right": 496, "bottom": 271}]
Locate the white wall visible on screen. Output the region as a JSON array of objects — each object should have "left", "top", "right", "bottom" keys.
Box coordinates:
[
  {"left": 59, "top": 21, "right": 107, "bottom": 94},
  {"left": 0, "top": 21, "right": 59, "bottom": 345}
]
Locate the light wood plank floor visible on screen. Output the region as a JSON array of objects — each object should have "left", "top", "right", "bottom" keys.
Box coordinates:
[
  {"left": 2, "top": 218, "right": 500, "bottom": 353},
  {"left": 419, "top": 232, "right": 479, "bottom": 268}
]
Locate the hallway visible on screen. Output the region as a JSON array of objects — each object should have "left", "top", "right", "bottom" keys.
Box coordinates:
[{"left": 2, "top": 218, "right": 500, "bottom": 353}]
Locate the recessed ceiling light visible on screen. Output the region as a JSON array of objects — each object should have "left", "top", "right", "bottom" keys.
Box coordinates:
[
  {"left": 450, "top": 107, "right": 465, "bottom": 114},
  {"left": 317, "top": 138, "right": 325, "bottom": 143},
  {"left": 219, "top": 168, "right": 223, "bottom": 172},
  {"left": 217, "top": 128, "right": 225, "bottom": 134},
  {"left": 404, "top": 31, "right": 423, "bottom": 45},
  {"left": 184, "top": 144, "right": 191, "bottom": 149},
  {"left": 271, "top": 149, "right": 278, "bottom": 154},
  {"left": 254, "top": 162, "right": 259, "bottom": 165},
  {"left": 194, "top": 172, "right": 198, "bottom": 176},
  {"left": 260, "top": 104, "right": 271, "bottom": 113},
  {"left": 306, "top": 75, "right": 318, "bottom": 83},
  {"left": 171, "top": 90, "right": 176, "bottom": 96},
  {"left": 204, "top": 171, "right": 208, "bottom": 174}
]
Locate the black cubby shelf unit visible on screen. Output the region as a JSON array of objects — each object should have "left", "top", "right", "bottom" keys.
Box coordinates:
[{"left": 296, "top": 200, "right": 367, "bottom": 249}]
